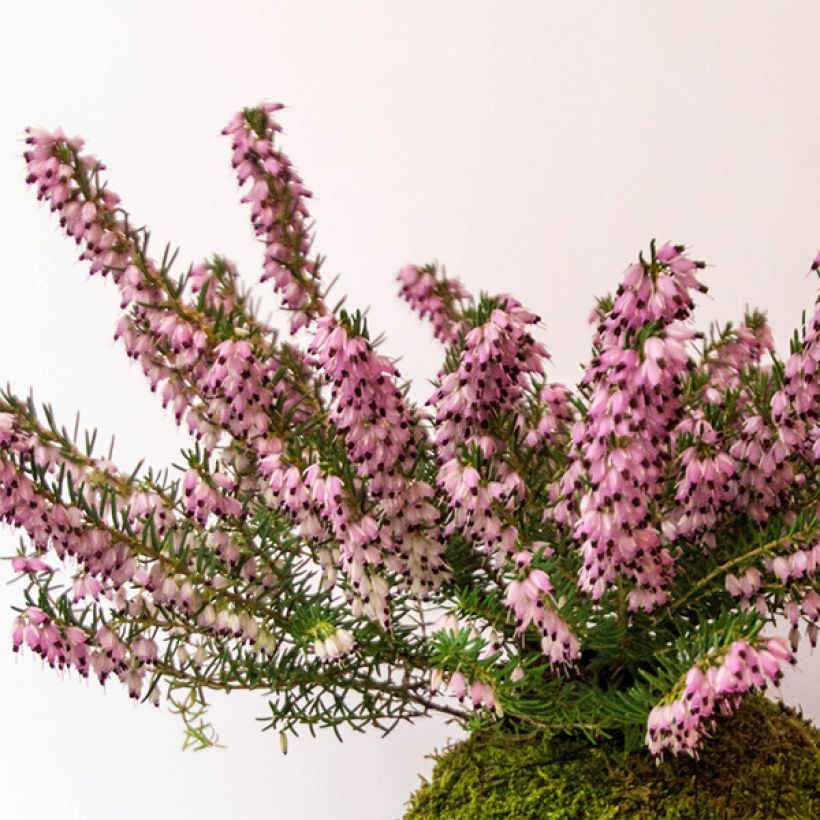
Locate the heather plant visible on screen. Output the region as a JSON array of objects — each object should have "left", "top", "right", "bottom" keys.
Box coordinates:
[{"left": 4, "top": 102, "right": 818, "bottom": 760}]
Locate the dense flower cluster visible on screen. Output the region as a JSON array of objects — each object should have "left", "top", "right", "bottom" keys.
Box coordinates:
[
  {"left": 556, "top": 246, "right": 702, "bottom": 611},
  {"left": 397, "top": 264, "right": 469, "bottom": 343},
  {"left": 26, "top": 132, "right": 314, "bottom": 457},
  {"left": 0, "top": 409, "right": 280, "bottom": 703},
  {"left": 773, "top": 300, "right": 820, "bottom": 462},
  {"left": 5, "top": 103, "right": 818, "bottom": 757},
  {"left": 505, "top": 559, "right": 579, "bottom": 666},
  {"left": 429, "top": 296, "right": 547, "bottom": 459},
  {"left": 310, "top": 315, "right": 418, "bottom": 486},
  {"left": 646, "top": 637, "right": 793, "bottom": 755},
  {"left": 223, "top": 102, "right": 323, "bottom": 332}
]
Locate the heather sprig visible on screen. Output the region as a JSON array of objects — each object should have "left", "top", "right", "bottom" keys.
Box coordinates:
[{"left": 4, "top": 105, "right": 818, "bottom": 757}]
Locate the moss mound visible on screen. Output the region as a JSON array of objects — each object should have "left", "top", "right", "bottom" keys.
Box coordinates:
[{"left": 405, "top": 697, "right": 820, "bottom": 819}]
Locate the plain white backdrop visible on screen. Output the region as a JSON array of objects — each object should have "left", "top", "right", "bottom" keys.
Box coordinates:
[{"left": 1, "top": 2, "right": 818, "bottom": 818}]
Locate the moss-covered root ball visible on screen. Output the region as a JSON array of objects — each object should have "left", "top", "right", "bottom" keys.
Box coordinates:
[{"left": 405, "top": 697, "right": 820, "bottom": 819}]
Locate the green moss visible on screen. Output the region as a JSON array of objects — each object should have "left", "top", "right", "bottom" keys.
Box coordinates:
[{"left": 405, "top": 697, "right": 820, "bottom": 819}]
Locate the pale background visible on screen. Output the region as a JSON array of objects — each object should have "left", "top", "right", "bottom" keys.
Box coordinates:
[{"left": 0, "top": 2, "right": 818, "bottom": 818}]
